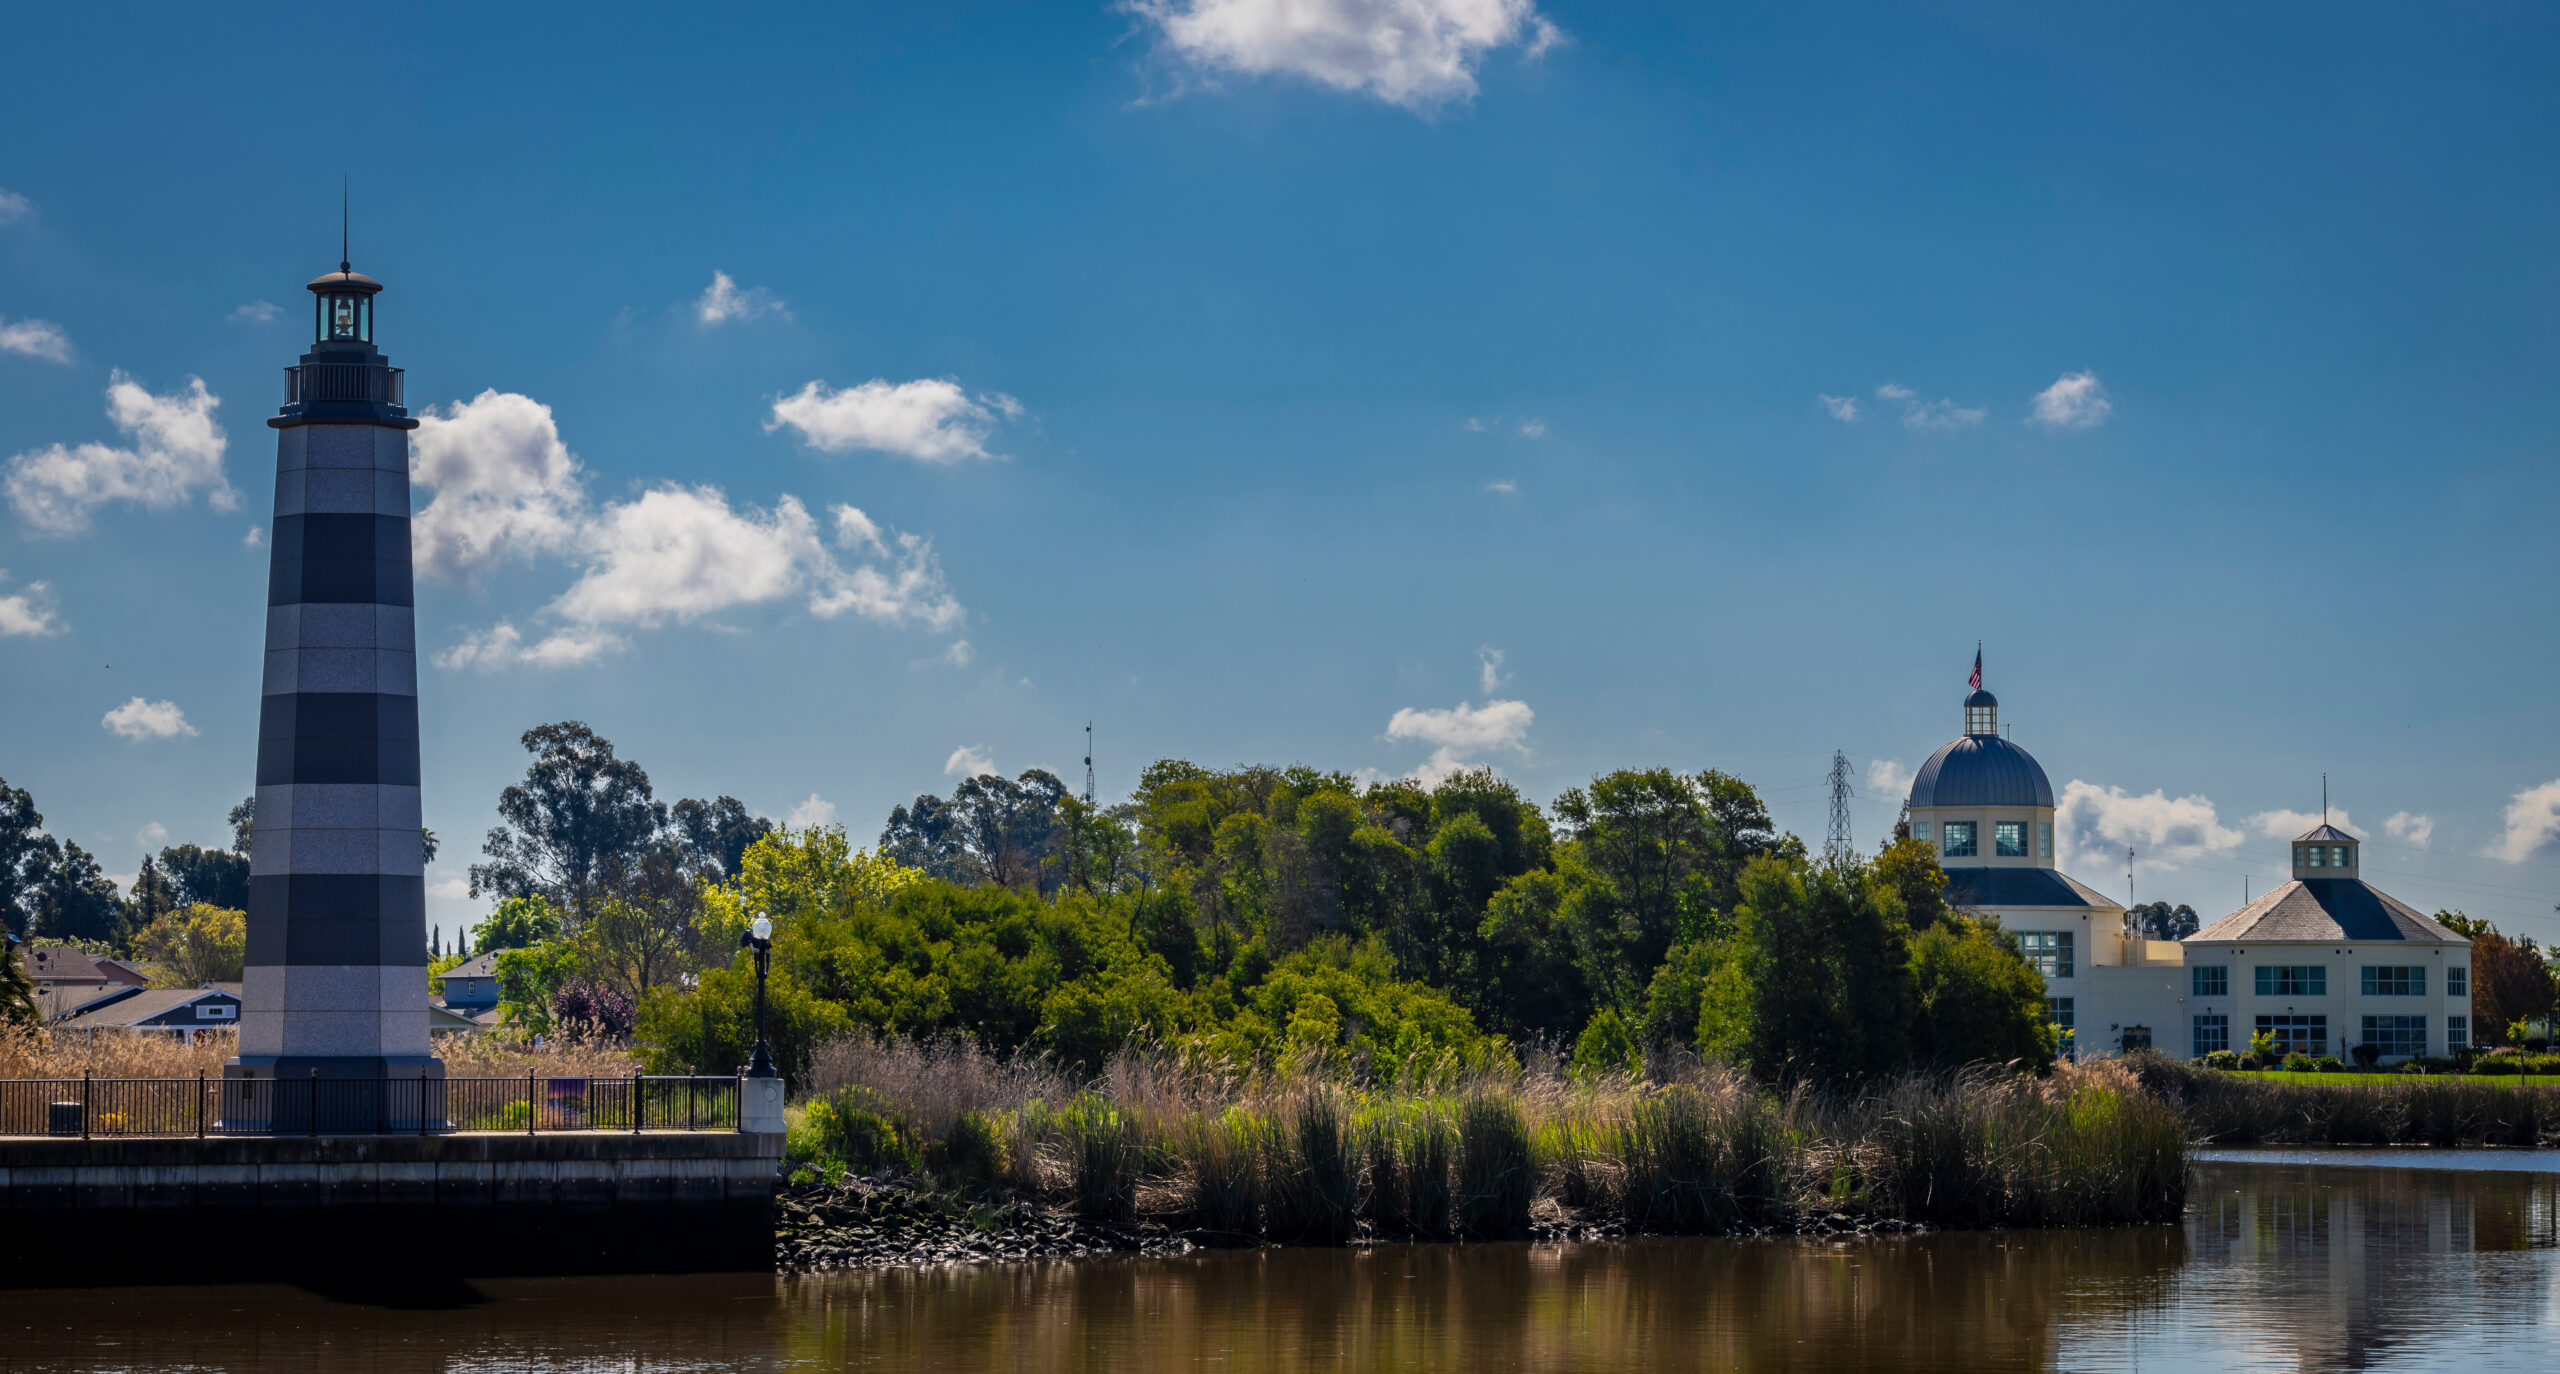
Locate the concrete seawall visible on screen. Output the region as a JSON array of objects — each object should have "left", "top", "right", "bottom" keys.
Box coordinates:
[{"left": 0, "top": 1132, "right": 781, "bottom": 1286}]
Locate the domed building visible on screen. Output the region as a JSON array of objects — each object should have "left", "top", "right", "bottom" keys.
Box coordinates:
[
  {"left": 1903, "top": 670, "right": 2470, "bottom": 1063},
  {"left": 1906, "top": 680, "right": 2177, "bottom": 1059}
]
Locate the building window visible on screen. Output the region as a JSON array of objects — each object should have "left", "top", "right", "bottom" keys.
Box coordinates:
[
  {"left": 2038, "top": 821, "right": 2052, "bottom": 858},
  {"left": 2254, "top": 1014, "right": 2328, "bottom": 1058},
  {"left": 2331, "top": 846, "right": 2350, "bottom": 867},
  {"left": 2361, "top": 966, "right": 2424, "bottom": 996},
  {"left": 195, "top": 1003, "right": 236, "bottom": 1020},
  {"left": 2448, "top": 966, "right": 2469, "bottom": 997},
  {"left": 2047, "top": 998, "right": 2076, "bottom": 1058},
  {"left": 2120, "top": 1025, "right": 2153, "bottom": 1052},
  {"left": 2448, "top": 1016, "right": 2468, "bottom": 1053},
  {"left": 2018, "top": 932, "right": 2074, "bottom": 979},
  {"left": 2192, "top": 965, "right": 2229, "bottom": 998},
  {"left": 2193, "top": 1013, "right": 2230, "bottom": 1056},
  {"left": 1942, "top": 821, "right": 1977, "bottom": 858},
  {"left": 2361, "top": 1015, "right": 2426, "bottom": 1060},
  {"left": 1912, "top": 821, "right": 1929, "bottom": 844},
  {"left": 2255, "top": 965, "right": 2326, "bottom": 997},
  {"left": 1996, "top": 821, "right": 2028, "bottom": 857}
]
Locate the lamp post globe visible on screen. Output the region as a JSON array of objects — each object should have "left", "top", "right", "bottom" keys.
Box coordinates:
[{"left": 745, "top": 912, "right": 777, "bottom": 1080}]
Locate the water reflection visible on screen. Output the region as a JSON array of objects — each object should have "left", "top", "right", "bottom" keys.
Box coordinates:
[{"left": 4, "top": 1160, "right": 2555, "bottom": 1373}]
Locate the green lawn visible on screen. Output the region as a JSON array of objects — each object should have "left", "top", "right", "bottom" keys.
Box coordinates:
[{"left": 2222, "top": 1069, "right": 2560, "bottom": 1087}]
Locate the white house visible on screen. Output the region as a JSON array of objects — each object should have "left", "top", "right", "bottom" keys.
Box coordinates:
[{"left": 1901, "top": 682, "right": 2467, "bottom": 1062}]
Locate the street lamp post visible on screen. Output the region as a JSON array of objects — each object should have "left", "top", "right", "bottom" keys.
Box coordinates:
[{"left": 744, "top": 914, "right": 776, "bottom": 1079}]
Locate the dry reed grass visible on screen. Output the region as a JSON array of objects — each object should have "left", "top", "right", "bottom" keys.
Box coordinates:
[{"left": 0, "top": 1025, "right": 636, "bottom": 1080}]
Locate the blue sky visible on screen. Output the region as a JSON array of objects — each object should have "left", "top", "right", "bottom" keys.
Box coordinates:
[{"left": 3, "top": 2, "right": 2556, "bottom": 950}]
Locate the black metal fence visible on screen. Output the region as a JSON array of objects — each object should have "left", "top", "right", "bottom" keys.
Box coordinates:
[{"left": 0, "top": 1074, "right": 741, "bottom": 1138}]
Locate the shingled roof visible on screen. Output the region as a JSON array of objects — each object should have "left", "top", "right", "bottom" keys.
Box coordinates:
[
  {"left": 2189, "top": 879, "right": 2467, "bottom": 945},
  {"left": 1942, "top": 867, "right": 2122, "bottom": 911}
]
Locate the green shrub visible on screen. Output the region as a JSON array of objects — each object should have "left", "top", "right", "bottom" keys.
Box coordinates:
[
  {"left": 1454, "top": 1092, "right": 1533, "bottom": 1238},
  {"left": 924, "top": 1109, "right": 1008, "bottom": 1188},
  {"left": 2202, "top": 1050, "right": 2240, "bottom": 1071},
  {"left": 2313, "top": 1056, "right": 2345, "bottom": 1073},
  {"left": 2282, "top": 1053, "right": 2315, "bottom": 1073},
  {"left": 1060, "top": 1096, "right": 1143, "bottom": 1223},
  {"left": 800, "top": 1088, "right": 919, "bottom": 1173}
]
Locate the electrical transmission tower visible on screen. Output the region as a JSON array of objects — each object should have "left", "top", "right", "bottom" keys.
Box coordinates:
[
  {"left": 1825, "top": 751, "right": 1854, "bottom": 862},
  {"left": 1083, "top": 723, "right": 1096, "bottom": 807}
]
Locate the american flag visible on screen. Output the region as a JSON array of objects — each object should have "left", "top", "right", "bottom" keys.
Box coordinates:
[{"left": 1968, "top": 647, "right": 1982, "bottom": 691}]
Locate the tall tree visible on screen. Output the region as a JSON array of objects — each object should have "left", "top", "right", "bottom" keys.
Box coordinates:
[
  {"left": 31, "top": 839, "right": 125, "bottom": 947},
  {"left": 881, "top": 770, "right": 1069, "bottom": 891},
  {"left": 0, "top": 778, "right": 46, "bottom": 938},
  {"left": 2125, "top": 902, "right": 2200, "bottom": 941},
  {"left": 469, "top": 722, "right": 663, "bottom": 920},
  {"left": 131, "top": 904, "right": 248, "bottom": 987},
  {"left": 1, "top": 934, "right": 35, "bottom": 1026},
  {"left": 1715, "top": 855, "right": 1914, "bottom": 1083},
  {"left": 126, "top": 854, "right": 175, "bottom": 933},
  {"left": 229, "top": 794, "right": 257, "bottom": 856},
  {"left": 669, "top": 796, "right": 773, "bottom": 881},
  {"left": 157, "top": 843, "right": 251, "bottom": 911}
]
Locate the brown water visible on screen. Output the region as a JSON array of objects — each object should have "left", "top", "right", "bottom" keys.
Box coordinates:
[{"left": 6, "top": 1157, "right": 2557, "bottom": 1372}]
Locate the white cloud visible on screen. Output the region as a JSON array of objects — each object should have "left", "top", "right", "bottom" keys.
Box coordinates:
[
  {"left": 410, "top": 390, "right": 588, "bottom": 582},
  {"left": 244, "top": 525, "right": 263, "bottom": 548},
  {"left": 2383, "top": 811, "right": 2435, "bottom": 849},
  {"left": 945, "top": 744, "right": 999, "bottom": 778},
  {"left": 2486, "top": 780, "right": 2560, "bottom": 864},
  {"left": 808, "top": 505, "right": 966, "bottom": 629},
  {"left": 228, "top": 300, "right": 281, "bottom": 325},
  {"left": 1386, "top": 695, "right": 1533, "bottom": 785},
  {"left": 102, "top": 697, "right": 197, "bottom": 741},
  {"left": 1463, "top": 417, "right": 1490, "bottom": 432},
  {"left": 768, "top": 378, "right": 1019, "bottom": 463},
  {"left": 1870, "top": 382, "right": 1983, "bottom": 433},
  {"left": 939, "top": 639, "right": 976, "bottom": 668},
  {"left": 1866, "top": 758, "right": 1913, "bottom": 804},
  {"left": 2056, "top": 779, "right": 2245, "bottom": 877},
  {"left": 0, "top": 571, "right": 62, "bottom": 637},
  {"left": 432, "top": 621, "right": 628, "bottom": 671},
  {"left": 428, "top": 877, "right": 473, "bottom": 900},
  {"left": 786, "top": 793, "right": 839, "bottom": 828},
  {"left": 694, "top": 270, "right": 787, "bottom": 327},
  {"left": 136, "top": 822, "right": 167, "bottom": 848},
  {"left": 0, "top": 318, "right": 71, "bottom": 363},
  {"left": 1483, "top": 478, "right": 1516, "bottom": 494},
  {"left": 5, "top": 372, "right": 232, "bottom": 532},
  {"left": 1519, "top": 419, "right": 1546, "bottom": 438},
  {"left": 1127, "top": 0, "right": 1563, "bottom": 110},
  {"left": 2028, "top": 370, "right": 2112, "bottom": 430},
  {"left": 1817, "top": 394, "right": 1859, "bottom": 422},
  {"left": 1477, "top": 645, "right": 1507, "bottom": 694},
  {"left": 2248, "top": 807, "right": 2356, "bottom": 841},
  {"left": 0, "top": 189, "right": 30, "bottom": 225}
]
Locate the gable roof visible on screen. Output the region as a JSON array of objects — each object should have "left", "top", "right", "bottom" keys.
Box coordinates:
[
  {"left": 54, "top": 985, "right": 242, "bottom": 1030},
  {"left": 2296, "top": 823, "right": 2358, "bottom": 843},
  {"left": 26, "top": 947, "right": 106, "bottom": 983},
  {"left": 445, "top": 952, "right": 502, "bottom": 979},
  {"left": 1942, "top": 867, "right": 2122, "bottom": 912},
  {"left": 37, "top": 983, "right": 135, "bottom": 1023},
  {"left": 2189, "top": 879, "right": 2466, "bottom": 945}
]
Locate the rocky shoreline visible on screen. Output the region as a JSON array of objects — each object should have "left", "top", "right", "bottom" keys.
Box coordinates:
[{"left": 772, "top": 1178, "right": 1927, "bottom": 1273}]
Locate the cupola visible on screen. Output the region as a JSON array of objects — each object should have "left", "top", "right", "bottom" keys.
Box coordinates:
[
  {"left": 307, "top": 263, "right": 383, "bottom": 348},
  {"left": 1964, "top": 688, "right": 1998, "bottom": 738},
  {"left": 2291, "top": 823, "right": 2359, "bottom": 880}
]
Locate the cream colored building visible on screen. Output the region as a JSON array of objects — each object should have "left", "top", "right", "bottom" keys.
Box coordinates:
[{"left": 1902, "top": 686, "right": 2467, "bottom": 1061}]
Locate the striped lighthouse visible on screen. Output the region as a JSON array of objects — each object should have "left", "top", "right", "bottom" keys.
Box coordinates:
[{"left": 226, "top": 245, "right": 441, "bottom": 1112}]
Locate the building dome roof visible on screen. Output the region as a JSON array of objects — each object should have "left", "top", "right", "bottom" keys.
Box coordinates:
[
  {"left": 1908, "top": 734, "right": 2055, "bottom": 809},
  {"left": 306, "top": 267, "right": 383, "bottom": 295},
  {"left": 1965, "top": 688, "right": 1997, "bottom": 708}
]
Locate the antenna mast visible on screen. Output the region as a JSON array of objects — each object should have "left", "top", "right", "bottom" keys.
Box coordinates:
[
  {"left": 1824, "top": 751, "right": 1854, "bottom": 863},
  {"left": 341, "top": 175, "right": 350, "bottom": 272},
  {"left": 1083, "top": 722, "right": 1095, "bottom": 808}
]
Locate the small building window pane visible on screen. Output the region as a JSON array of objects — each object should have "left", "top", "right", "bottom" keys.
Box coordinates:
[
  {"left": 2255, "top": 965, "right": 2326, "bottom": 997},
  {"left": 2448, "top": 1016, "right": 2469, "bottom": 1053},
  {"left": 2193, "top": 965, "right": 2229, "bottom": 997},
  {"left": 2254, "top": 1013, "right": 2328, "bottom": 1058},
  {"left": 1912, "top": 821, "right": 1929, "bottom": 843},
  {"left": 2361, "top": 1015, "right": 2426, "bottom": 1060},
  {"left": 2361, "top": 966, "right": 2423, "bottom": 996},
  {"left": 2448, "top": 966, "right": 2468, "bottom": 996},
  {"left": 2047, "top": 997, "right": 2076, "bottom": 1059},
  {"left": 2332, "top": 845, "right": 2349, "bottom": 867},
  {"left": 2306, "top": 846, "right": 2325, "bottom": 868},
  {"left": 1942, "top": 821, "right": 1977, "bottom": 858},
  {"left": 1996, "top": 821, "right": 2028, "bottom": 857},
  {"left": 2038, "top": 821, "right": 2052, "bottom": 858},
  {"left": 2018, "top": 932, "right": 2074, "bottom": 979},
  {"left": 2193, "top": 1013, "right": 2229, "bottom": 1056}
]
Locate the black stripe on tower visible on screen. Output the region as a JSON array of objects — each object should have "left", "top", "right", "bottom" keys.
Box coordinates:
[
  {"left": 266, "top": 513, "right": 414, "bottom": 607},
  {"left": 254, "top": 694, "right": 421, "bottom": 786},
  {"left": 243, "top": 875, "right": 427, "bottom": 963}
]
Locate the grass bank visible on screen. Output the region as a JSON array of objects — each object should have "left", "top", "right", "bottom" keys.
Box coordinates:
[
  {"left": 786, "top": 1034, "right": 2189, "bottom": 1239},
  {"left": 2128, "top": 1055, "right": 2560, "bottom": 1146}
]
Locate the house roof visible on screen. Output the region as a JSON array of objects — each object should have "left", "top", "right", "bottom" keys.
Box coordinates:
[
  {"left": 92, "top": 958, "right": 156, "bottom": 986},
  {"left": 445, "top": 952, "right": 502, "bottom": 979},
  {"left": 2189, "top": 879, "right": 2466, "bottom": 945},
  {"left": 2296, "top": 823, "right": 2358, "bottom": 843},
  {"left": 36, "top": 984, "right": 135, "bottom": 1023},
  {"left": 26, "top": 947, "right": 106, "bottom": 984},
  {"left": 1942, "top": 866, "right": 2122, "bottom": 912},
  {"left": 1909, "top": 735, "right": 2056, "bottom": 809},
  {"left": 54, "top": 985, "right": 241, "bottom": 1030}
]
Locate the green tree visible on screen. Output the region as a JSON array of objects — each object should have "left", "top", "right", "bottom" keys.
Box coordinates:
[
  {"left": 1, "top": 934, "right": 35, "bottom": 1026},
  {"left": 1716, "top": 855, "right": 1913, "bottom": 1083},
  {"left": 31, "top": 839, "right": 125, "bottom": 948},
  {"left": 1571, "top": 1007, "right": 1643, "bottom": 1079},
  {"left": 125, "top": 854, "right": 175, "bottom": 934},
  {"left": 157, "top": 843, "right": 249, "bottom": 911},
  {"left": 494, "top": 942, "right": 584, "bottom": 1032},
  {"left": 1906, "top": 917, "right": 2054, "bottom": 1069},
  {"left": 0, "top": 778, "right": 48, "bottom": 938},
  {"left": 469, "top": 722, "right": 664, "bottom": 918},
  {"left": 130, "top": 904, "right": 248, "bottom": 988},
  {"left": 472, "top": 894, "right": 564, "bottom": 956}
]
